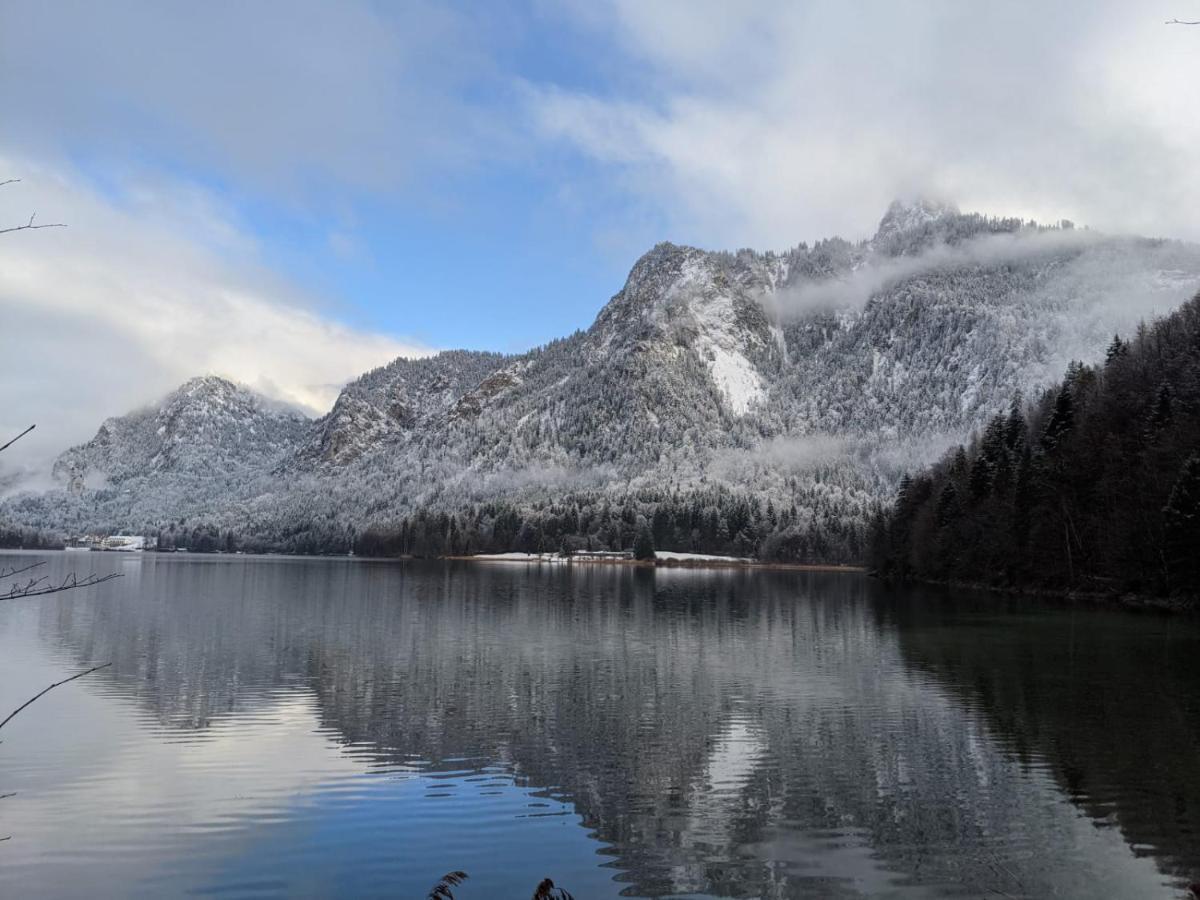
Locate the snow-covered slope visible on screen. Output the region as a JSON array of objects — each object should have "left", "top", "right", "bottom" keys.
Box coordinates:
[
  {"left": 8, "top": 201, "right": 1200, "bottom": 559},
  {"left": 52, "top": 376, "right": 308, "bottom": 485},
  {"left": 297, "top": 350, "right": 507, "bottom": 467}
]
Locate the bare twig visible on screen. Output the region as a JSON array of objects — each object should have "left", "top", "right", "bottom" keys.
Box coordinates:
[
  {"left": 0, "top": 425, "right": 35, "bottom": 454},
  {"left": 1, "top": 180, "right": 66, "bottom": 233},
  {"left": 3, "top": 572, "right": 122, "bottom": 600},
  {"left": 0, "top": 561, "right": 45, "bottom": 580},
  {"left": 1166, "top": 18, "right": 1200, "bottom": 24},
  {"left": 0, "top": 215, "right": 66, "bottom": 236},
  {"left": 0, "top": 663, "right": 112, "bottom": 733}
]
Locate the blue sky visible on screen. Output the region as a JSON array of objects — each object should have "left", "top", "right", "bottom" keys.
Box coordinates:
[
  {"left": 3, "top": 0, "right": 1200, "bottom": 465},
  {"left": 17, "top": 1, "right": 679, "bottom": 354},
  {"left": 171, "top": 2, "right": 678, "bottom": 353}
]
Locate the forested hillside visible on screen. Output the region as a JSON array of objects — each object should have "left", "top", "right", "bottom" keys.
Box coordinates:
[
  {"left": 873, "top": 293, "right": 1200, "bottom": 599},
  {"left": 6, "top": 201, "right": 1200, "bottom": 562}
]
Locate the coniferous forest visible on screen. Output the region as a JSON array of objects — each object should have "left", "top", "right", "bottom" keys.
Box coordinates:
[
  {"left": 872, "top": 292, "right": 1200, "bottom": 601},
  {"left": 138, "top": 484, "right": 865, "bottom": 564}
]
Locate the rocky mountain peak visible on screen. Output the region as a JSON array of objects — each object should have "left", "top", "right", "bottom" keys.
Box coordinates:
[
  {"left": 52, "top": 376, "right": 308, "bottom": 485},
  {"left": 873, "top": 198, "right": 960, "bottom": 243},
  {"left": 585, "top": 242, "right": 784, "bottom": 416}
]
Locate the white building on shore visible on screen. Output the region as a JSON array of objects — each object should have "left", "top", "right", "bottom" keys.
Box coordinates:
[{"left": 99, "top": 535, "right": 146, "bottom": 552}]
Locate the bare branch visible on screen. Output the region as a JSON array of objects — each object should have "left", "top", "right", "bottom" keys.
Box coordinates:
[
  {"left": 0, "top": 663, "right": 112, "bottom": 733},
  {"left": 1, "top": 179, "right": 66, "bottom": 233},
  {"left": 3, "top": 572, "right": 122, "bottom": 600},
  {"left": 0, "top": 425, "right": 35, "bottom": 454},
  {"left": 0, "top": 217, "right": 66, "bottom": 236},
  {"left": 0, "top": 561, "right": 46, "bottom": 580},
  {"left": 1166, "top": 18, "right": 1200, "bottom": 24},
  {"left": 1, "top": 562, "right": 122, "bottom": 600}
]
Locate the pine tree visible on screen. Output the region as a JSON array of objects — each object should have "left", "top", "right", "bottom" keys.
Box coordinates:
[
  {"left": 1145, "top": 383, "right": 1173, "bottom": 444},
  {"left": 1004, "top": 395, "right": 1028, "bottom": 449},
  {"left": 1105, "top": 333, "right": 1128, "bottom": 364},
  {"left": 1041, "top": 386, "right": 1074, "bottom": 451},
  {"left": 633, "top": 525, "right": 655, "bottom": 561},
  {"left": 934, "top": 482, "right": 959, "bottom": 527},
  {"left": 1164, "top": 455, "right": 1200, "bottom": 591},
  {"left": 969, "top": 454, "right": 992, "bottom": 498}
]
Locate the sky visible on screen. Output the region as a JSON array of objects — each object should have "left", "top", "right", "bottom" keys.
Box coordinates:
[{"left": 3, "top": 0, "right": 1200, "bottom": 470}]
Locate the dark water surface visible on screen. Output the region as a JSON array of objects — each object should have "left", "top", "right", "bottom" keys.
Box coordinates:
[{"left": 1, "top": 552, "right": 1198, "bottom": 898}]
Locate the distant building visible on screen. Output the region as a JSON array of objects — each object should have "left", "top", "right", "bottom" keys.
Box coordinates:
[{"left": 100, "top": 535, "right": 146, "bottom": 552}]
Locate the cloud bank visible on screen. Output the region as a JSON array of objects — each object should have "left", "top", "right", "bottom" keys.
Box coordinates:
[
  {"left": 766, "top": 228, "right": 1103, "bottom": 318},
  {"left": 0, "top": 0, "right": 500, "bottom": 202},
  {"left": 531, "top": 0, "right": 1200, "bottom": 249}
]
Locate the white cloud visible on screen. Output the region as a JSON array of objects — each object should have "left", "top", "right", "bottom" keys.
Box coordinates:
[
  {"left": 0, "top": 0, "right": 503, "bottom": 201},
  {"left": 0, "top": 158, "right": 430, "bottom": 475},
  {"left": 532, "top": 0, "right": 1200, "bottom": 249}
]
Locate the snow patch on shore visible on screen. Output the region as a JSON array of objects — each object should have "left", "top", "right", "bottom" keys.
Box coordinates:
[
  {"left": 655, "top": 551, "right": 752, "bottom": 563},
  {"left": 467, "top": 552, "right": 565, "bottom": 563}
]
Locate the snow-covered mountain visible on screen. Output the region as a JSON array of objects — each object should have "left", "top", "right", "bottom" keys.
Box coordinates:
[
  {"left": 52, "top": 376, "right": 308, "bottom": 485},
  {"left": 8, "top": 201, "right": 1200, "bottom": 559}
]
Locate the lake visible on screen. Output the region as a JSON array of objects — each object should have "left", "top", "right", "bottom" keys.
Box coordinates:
[{"left": 0, "top": 551, "right": 1197, "bottom": 898}]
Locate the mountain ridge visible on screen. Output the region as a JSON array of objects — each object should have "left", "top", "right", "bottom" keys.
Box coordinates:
[{"left": 8, "top": 201, "right": 1200, "bottom": 561}]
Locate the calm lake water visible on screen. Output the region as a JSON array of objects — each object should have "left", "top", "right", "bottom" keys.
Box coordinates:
[{"left": 1, "top": 551, "right": 1198, "bottom": 899}]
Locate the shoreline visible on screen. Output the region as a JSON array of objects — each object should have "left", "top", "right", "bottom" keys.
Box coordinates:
[
  {"left": 443, "top": 553, "right": 866, "bottom": 574},
  {"left": 882, "top": 573, "right": 1198, "bottom": 614},
  {"left": 2, "top": 546, "right": 865, "bottom": 575}
]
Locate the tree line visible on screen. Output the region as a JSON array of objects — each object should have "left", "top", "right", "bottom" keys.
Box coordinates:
[
  {"left": 871, "top": 292, "right": 1200, "bottom": 600},
  {"left": 2, "top": 485, "right": 867, "bottom": 563},
  {"left": 161, "top": 486, "right": 867, "bottom": 563}
]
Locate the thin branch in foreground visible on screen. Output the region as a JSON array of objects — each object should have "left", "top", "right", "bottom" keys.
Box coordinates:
[
  {"left": 1166, "top": 18, "right": 1200, "bottom": 24},
  {"left": 0, "top": 425, "right": 35, "bottom": 454},
  {"left": 0, "top": 181, "right": 65, "bottom": 234},
  {"left": 0, "top": 561, "right": 46, "bottom": 580},
  {"left": 0, "top": 215, "right": 66, "bottom": 235},
  {"left": 0, "top": 663, "right": 112, "bottom": 733},
  {"left": 3, "top": 572, "right": 122, "bottom": 600}
]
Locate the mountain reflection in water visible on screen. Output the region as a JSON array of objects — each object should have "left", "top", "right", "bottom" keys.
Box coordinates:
[{"left": 0, "top": 552, "right": 1196, "bottom": 898}]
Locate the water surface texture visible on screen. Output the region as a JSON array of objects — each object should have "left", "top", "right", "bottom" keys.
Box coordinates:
[{"left": 0, "top": 552, "right": 1197, "bottom": 898}]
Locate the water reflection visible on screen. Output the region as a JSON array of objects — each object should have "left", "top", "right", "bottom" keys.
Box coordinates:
[
  {"left": 886, "top": 590, "right": 1200, "bottom": 891},
  {"left": 1, "top": 553, "right": 1196, "bottom": 898}
]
